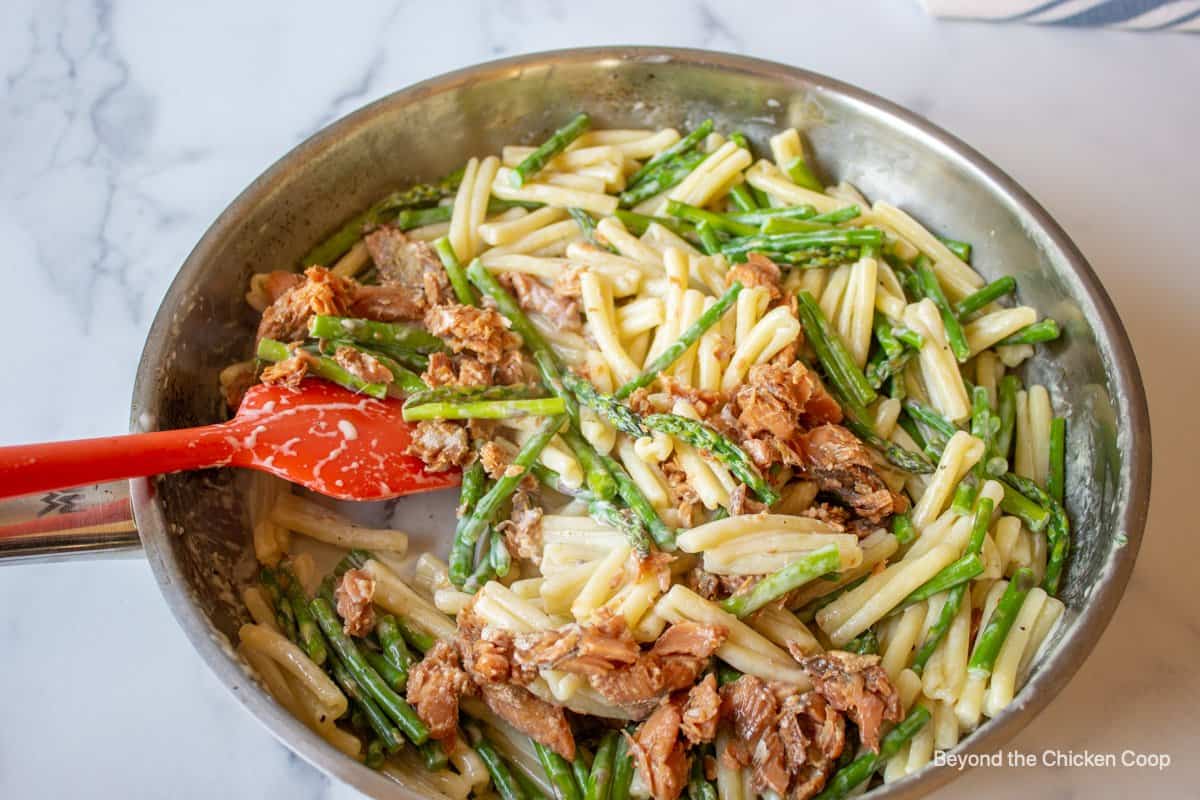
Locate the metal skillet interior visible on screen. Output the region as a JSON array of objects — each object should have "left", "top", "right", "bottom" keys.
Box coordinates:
[{"left": 129, "top": 48, "right": 1150, "bottom": 800}]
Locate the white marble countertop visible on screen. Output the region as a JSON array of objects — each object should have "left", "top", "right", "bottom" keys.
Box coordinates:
[{"left": 1, "top": 1, "right": 1196, "bottom": 797}]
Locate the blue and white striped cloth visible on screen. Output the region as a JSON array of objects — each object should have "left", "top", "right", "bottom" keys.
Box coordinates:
[{"left": 922, "top": 0, "right": 1200, "bottom": 31}]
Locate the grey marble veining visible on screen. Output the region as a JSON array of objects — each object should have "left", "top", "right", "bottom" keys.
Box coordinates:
[{"left": 1, "top": 0, "right": 1197, "bottom": 797}]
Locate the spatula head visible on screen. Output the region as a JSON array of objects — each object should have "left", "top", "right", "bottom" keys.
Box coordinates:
[{"left": 231, "top": 380, "right": 460, "bottom": 500}]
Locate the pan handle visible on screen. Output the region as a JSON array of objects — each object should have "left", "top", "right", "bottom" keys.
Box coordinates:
[{"left": 0, "top": 481, "right": 139, "bottom": 562}]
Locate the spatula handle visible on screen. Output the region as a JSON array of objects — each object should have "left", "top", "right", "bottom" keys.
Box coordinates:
[{"left": 0, "top": 425, "right": 237, "bottom": 501}]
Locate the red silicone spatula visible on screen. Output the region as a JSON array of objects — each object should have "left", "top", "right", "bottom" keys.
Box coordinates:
[{"left": 0, "top": 380, "right": 461, "bottom": 501}]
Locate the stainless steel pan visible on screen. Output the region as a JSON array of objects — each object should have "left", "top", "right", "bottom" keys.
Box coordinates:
[{"left": 0, "top": 48, "right": 1151, "bottom": 799}]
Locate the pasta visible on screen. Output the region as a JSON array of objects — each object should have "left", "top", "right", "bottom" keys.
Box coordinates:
[{"left": 230, "top": 115, "right": 1072, "bottom": 800}]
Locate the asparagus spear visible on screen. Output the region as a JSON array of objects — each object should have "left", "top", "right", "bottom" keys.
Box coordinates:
[
  {"left": 665, "top": 200, "right": 758, "bottom": 237},
  {"left": 364, "top": 738, "right": 386, "bottom": 769},
  {"left": 716, "top": 664, "right": 743, "bottom": 686},
  {"left": 967, "top": 568, "right": 1036, "bottom": 677},
  {"left": 914, "top": 257, "right": 969, "bottom": 362},
  {"left": 891, "top": 514, "right": 916, "bottom": 545},
  {"left": 995, "top": 319, "right": 1061, "bottom": 347},
  {"left": 795, "top": 290, "right": 877, "bottom": 409},
  {"left": 999, "top": 488, "right": 1051, "bottom": 533},
  {"left": 839, "top": 403, "right": 934, "bottom": 475},
  {"left": 612, "top": 209, "right": 693, "bottom": 237},
  {"left": 326, "top": 648, "right": 404, "bottom": 752},
  {"left": 893, "top": 553, "right": 984, "bottom": 612},
  {"left": 474, "top": 734, "right": 528, "bottom": 800},
  {"left": 902, "top": 399, "right": 957, "bottom": 453},
  {"left": 1001, "top": 472, "right": 1070, "bottom": 593},
  {"left": 402, "top": 396, "right": 566, "bottom": 421},
  {"left": 794, "top": 574, "right": 871, "bottom": 623},
  {"left": 808, "top": 206, "right": 864, "bottom": 225},
  {"left": 609, "top": 736, "right": 635, "bottom": 800},
  {"left": 598, "top": 452, "right": 676, "bottom": 552},
  {"left": 396, "top": 616, "right": 436, "bottom": 653},
  {"left": 1047, "top": 417, "right": 1066, "bottom": 505},
  {"left": 720, "top": 228, "right": 884, "bottom": 259},
  {"left": 376, "top": 614, "right": 415, "bottom": 675},
  {"left": 695, "top": 221, "right": 721, "bottom": 256},
  {"left": 614, "top": 281, "right": 743, "bottom": 399},
  {"left": 642, "top": 413, "right": 778, "bottom": 505},
  {"left": 309, "top": 315, "right": 445, "bottom": 356},
  {"left": 490, "top": 529, "right": 512, "bottom": 578},
  {"left": 300, "top": 173, "right": 464, "bottom": 268},
  {"left": 310, "top": 595, "right": 430, "bottom": 744},
  {"left": 727, "top": 205, "right": 818, "bottom": 226},
  {"left": 259, "top": 567, "right": 298, "bottom": 642},
  {"left": 954, "top": 276, "right": 1016, "bottom": 319},
  {"left": 464, "top": 532, "right": 498, "bottom": 592},
  {"left": 257, "top": 338, "right": 388, "bottom": 399},
  {"left": 561, "top": 372, "right": 647, "bottom": 438},
  {"left": 937, "top": 236, "right": 973, "bottom": 263},
  {"left": 618, "top": 150, "right": 708, "bottom": 207},
  {"left": 994, "top": 375, "right": 1021, "bottom": 465},
  {"left": 320, "top": 340, "right": 427, "bottom": 394},
  {"left": 844, "top": 629, "right": 880, "bottom": 656},
  {"left": 783, "top": 155, "right": 823, "bottom": 192},
  {"left": 434, "top": 237, "right": 477, "bottom": 307},
  {"left": 686, "top": 750, "right": 718, "bottom": 800},
  {"left": 397, "top": 198, "right": 540, "bottom": 230},
  {"left": 405, "top": 385, "right": 546, "bottom": 406},
  {"left": 909, "top": 583, "right": 966, "bottom": 675},
  {"left": 449, "top": 415, "right": 565, "bottom": 585},
  {"left": 466, "top": 260, "right": 580, "bottom": 425},
  {"left": 812, "top": 705, "right": 931, "bottom": 800},
  {"left": 571, "top": 750, "right": 592, "bottom": 800},
  {"left": 534, "top": 741, "right": 583, "bottom": 800},
  {"left": 511, "top": 113, "right": 592, "bottom": 187},
  {"left": 626, "top": 119, "right": 714, "bottom": 187},
  {"left": 585, "top": 731, "right": 619, "bottom": 800},
  {"left": 421, "top": 740, "right": 451, "bottom": 770},
  {"left": 278, "top": 565, "right": 327, "bottom": 666},
  {"left": 727, "top": 183, "right": 759, "bottom": 212},
  {"left": 363, "top": 649, "right": 407, "bottom": 693},
  {"left": 720, "top": 545, "right": 841, "bottom": 617}
]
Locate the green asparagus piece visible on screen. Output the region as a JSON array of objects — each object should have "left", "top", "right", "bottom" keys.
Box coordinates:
[
  {"left": 727, "top": 205, "right": 817, "bottom": 226},
  {"left": 809, "top": 205, "right": 864, "bottom": 225},
  {"left": 892, "top": 553, "right": 984, "bottom": 615},
  {"left": 686, "top": 750, "right": 718, "bottom": 800},
  {"left": 618, "top": 150, "right": 708, "bottom": 207},
  {"left": 612, "top": 209, "right": 693, "bottom": 237},
  {"left": 914, "top": 257, "right": 969, "bottom": 362},
  {"left": 560, "top": 427, "right": 619, "bottom": 502},
  {"left": 643, "top": 413, "right": 778, "bottom": 505},
  {"left": 433, "top": 237, "right": 477, "bottom": 306},
  {"left": 950, "top": 479, "right": 979, "bottom": 515},
  {"left": 845, "top": 628, "right": 880, "bottom": 656},
  {"left": 365, "top": 738, "right": 386, "bottom": 769},
  {"left": 695, "top": 221, "right": 721, "bottom": 256},
  {"left": 562, "top": 372, "right": 647, "bottom": 437},
  {"left": 720, "top": 227, "right": 884, "bottom": 259},
  {"left": 300, "top": 174, "right": 463, "bottom": 268},
  {"left": 937, "top": 236, "right": 973, "bottom": 263},
  {"left": 421, "top": 740, "right": 450, "bottom": 770},
  {"left": 795, "top": 290, "right": 877, "bottom": 409},
  {"left": 720, "top": 545, "right": 841, "bottom": 617},
  {"left": 999, "top": 488, "right": 1051, "bottom": 533},
  {"left": 514, "top": 763, "right": 553, "bottom": 800},
  {"left": 1001, "top": 472, "right": 1070, "bottom": 593},
  {"left": 902, "top": 399, "right": 957, "bottom": 449},
  {"left": 874, "top": 315, "right": 905, "bottom": 359},
  {"left": 615, "top": 281, "right": 743, "bottom": 399},
  {"left": 1047, "top": 417, "right": 1066, "bottom": 505},
  {"left": 363, "top": 649, "right": 407, "bottom": 693},
  {"left": 585, "top": 731, "right": 619, "bottom": 800},
  {"left": 467, "top": 259, "right": 579, "bottom": 425},
  {"left": 587, "top": 497, "right": 652, "bottom": 557},
  {"left": 571, "top": 751, "right": 592, "bottom": 800},
  {"left": 257, "top": 338, "right": 388, "bottom": 399},
  {"left": 321, "top": 341, "right": 427, "bottom": 394},
  {"left": 768, "top": 248, "right": 862, "bottom": 270},
  {"left": 450, "top": 415, "right": 565, "bottom": 585},
  {"left": 994, "top": 375, "right": 1020, "bottom": 466},
  {"left": 568, "top": 207, "right": 603, "bottom": 247},
  {"left": 396, "top": 616, "right": 436, "bottom": 653},
  {"left": 716, "top": 664, "right": 743, "bottom": 686},
  {"left": 535, "top": 741, "right": 584, "bottom": 800},
  {"left": 627, "top": 119, "right": 713, "bottom": 187},
  {"left": 609, "top": 736, "right": 635, "bottom": 800},
  {"left": 405, "top": 385, "right": 546, "bottom": 406},
  {"left": 402, "top": 396, "right": 566, "bottom": 421},
  {"left": 279, "top": 565, "right": 327, "bottom": 666},
  {"left": 332, "top": 549, "right": 371, "bottom": 579},
  {"left": 995, "top": 319, "right": 1061, "bottom": 347},
  {"left": 475, "top": 736, "right": 529, "bottom": 800},
  {"left": 839, "top": 403, "right": 934, "bottom": 475},
  {"left": 490, "top": 529, "right": 512, "bottom": 578},
  {"left": 326, "top": 648, "right": 404, "bottom": 752},
  {"left": 512, "top": 113, "right": 592, "bottom": 187},
  {"left": 783, "top": 155, "right": 823, "bottom": 192},
  {"left": 910, "top": 583, "right": 967, "bottom": 675},
  {"left": 665, "top": 200, "right": 758, "bottom": 237},
  {"left": 794, "top": 574, "right": 870, "bottom": 622},
  {"left": 727, "top": 183, "right": 759, "bottom": 212},
  {"left": 310, "top": 596, "right": 430, "bottom": 744},
  {"left": 728, "top": 131, "right": 751, "bottom": 151},
  {"left": 812, "top": 705, "right": 931, "bottom": 800},
  {"left": 599, "top": 452, "right": 676, "bottom": 551},
  {"left": 259, "top": 567, "right": 298, "bottom": 642},
  {"left": 376, "top": 614, "right": 415, "bottom": 675},
  {"left": 891, "top": 514, "right": 916, "bottom": 545},
  {"left": 954, "top": 276, "right": 1016, "bottom": 319},
  {"left": 966, "top": 497, "right": 995, "bottom": 556},
  {"left": 967, "top": 568, "right": 1036, "bottom": 676},
  {"left": 309, "top": 315, "right": 444, "bottom": 357},
  {"left": 463, "top": 533, "right": 497, "bottom": 592},
  {"left": 398, "top": 198, "right": 539, "bottom": 231}
]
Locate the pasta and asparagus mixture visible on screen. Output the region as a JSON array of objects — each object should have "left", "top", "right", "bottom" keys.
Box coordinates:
[{"left": 226, "top": 114, "right": 1070, "bottom": 800}]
